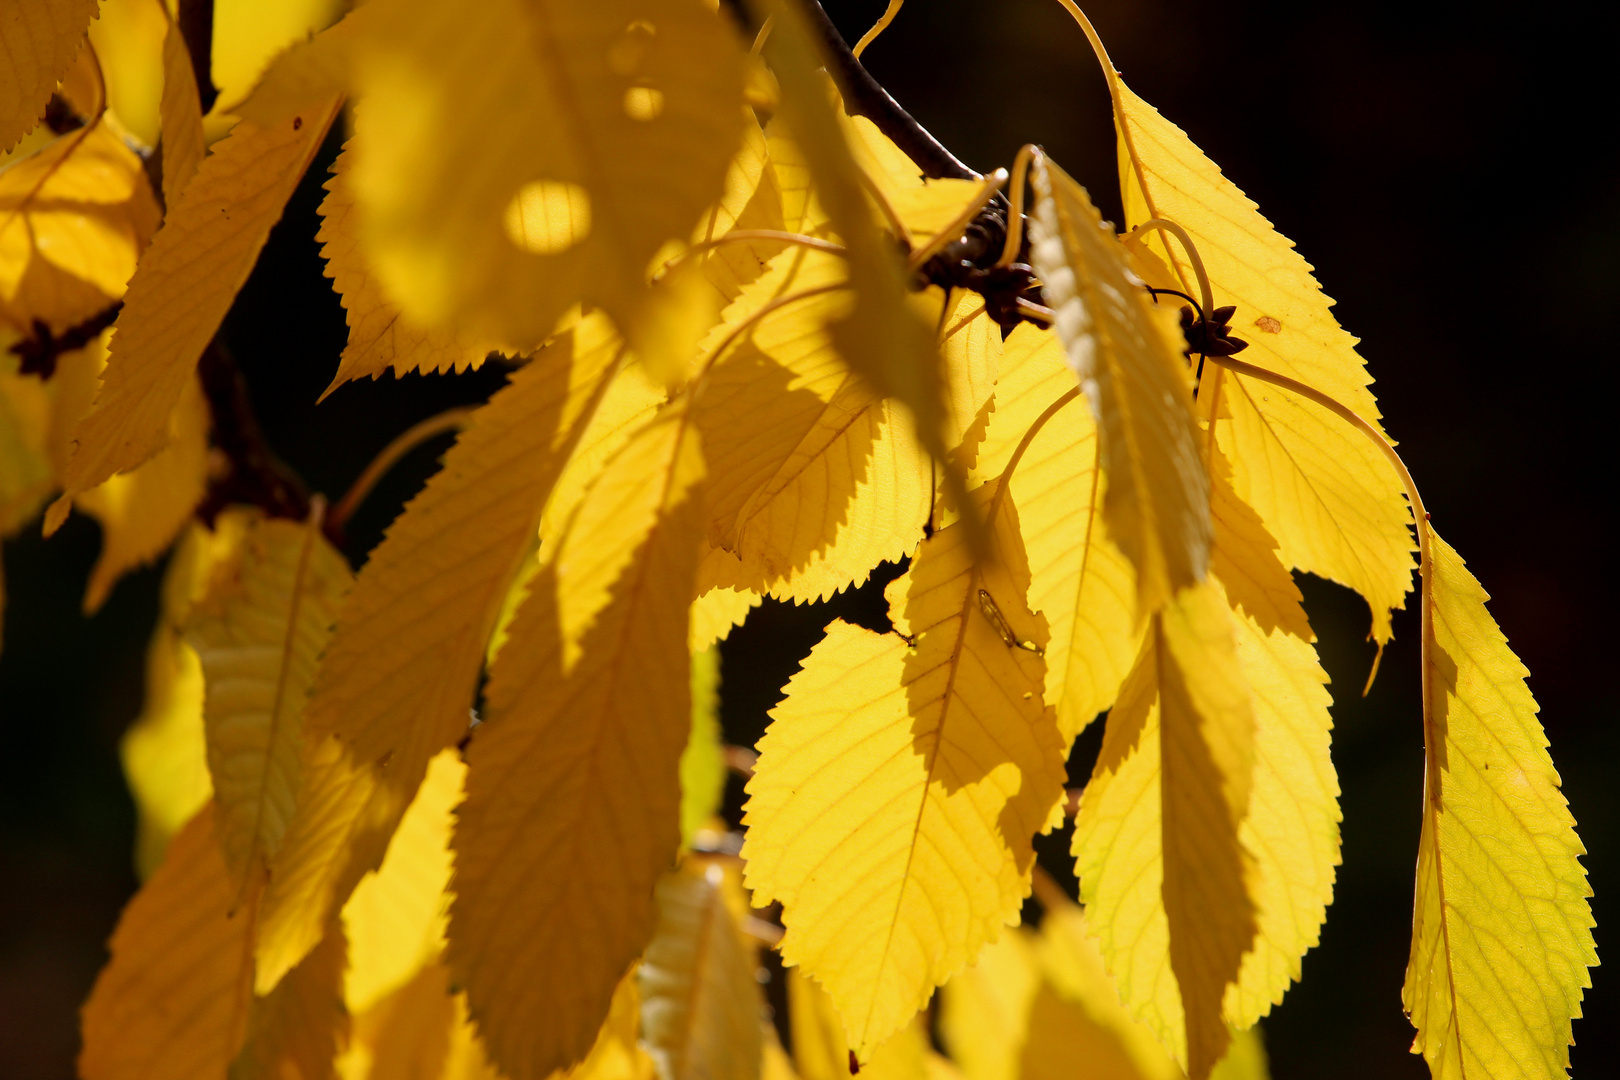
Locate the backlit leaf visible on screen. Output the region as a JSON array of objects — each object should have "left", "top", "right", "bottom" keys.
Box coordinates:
[
  {"left": 1403, "top": 532, "right": 1595, "bottom": 1079},
  {"left": 938, "top": 928, "right": 1039, "bottom": 1080},
  {"left": 317, "top": 142, "right": 505, "bottom": 397},
  {"left": 1028, "top": 153, "right": 1209, "bottom": 617},
  {"left": 640, "top": 862, "right": 763, "bottom": 1080},
  {"left": 185, "top": 509, "right": 353, "bottom": 894},
  {"left": 211, "top": 0, "right": 345, "bottom": 114},
  {"left": 451, "top": 402, "right": 706, "bottom": 1080},
  {"left": 679, "top": 645, "right": 727, "bottom": 847},
  {"left": 0, "top": 120, "right": 161, "bottom": 338},
  {"left": 157, "top": 10, "right": 205, "bottom": 208},
  {"left": 59, "top": 98, "right": 340, "bottom": 499},
  {"left": 80, "top": 805, "right": 254, "bottom": 1080},
  {"left": 0, "top": 0, "right": 98, "bottom": 153},
  {"left": 1104, "top": 69, "right": 1414, "bottom": 642},
  {"left": 787, "top": 969, "right": 929, "bottom": 1080},
  {"left": 972, "top": 322, "right": 1136, "bottom": 744},
  {"left": 1071, "top": 581, "right": 1257, "bottom": 1078},
  {"left": 258, "top": 314, "right": 622, "bottom": 992},
  {"left": 342, "top": 749, "right": 462, "bottom": 1014},
  {"left": 743, "top": 481, "right": 1066, "bottom": 1055},
  {"left": 231, "top": 921, "right": 348, "bottom": 1080},
  {"left": 347, "top": 0, "right": 746, "bottom": 349}
]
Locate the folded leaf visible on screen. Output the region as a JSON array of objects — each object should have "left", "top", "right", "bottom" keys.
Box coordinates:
[
  {"left": 347, "top": 0, "right": 745, "bottom": 348},
  {"left": 257, "top": 314, "right": 622, "bottom": 992},
  {"left": 59, "top": 99, "right": 340, "bottom": 498},
  {"left": 1028, "top": 153, "right": 1209, "bottom": 617},
  {"left": 157, "top": 11, "right": 205, "bottom": 208},
  {"left": 0, "top": 0, "right": 98, "bottom": 152},
  {"left": 317, "top": 142, "right": 504, "bottom": 396},
  {"left": 451, "top": 402, "right": 706, "bottom": 1080},
  {"left": 743, "top": 480, "right": 1066, "bottom": 1055},
  {"left": 1104, "top": 71, "right": 1414, "bottom": 642},
  {"left": 1403, "top": 532, "right": 1595, "bottom": 1079},
  {"left": 185, "top": 507, "right": 352, "bottom": 894},
  {"left": 640, "top": 862, "right": 763, "bottom": 1080},
  {"left": 1072, "top": 581, "right": 1257, "bottom": 1078},
  {"left": 972, "top": 322, "right": 1137, "bottom": 744}
]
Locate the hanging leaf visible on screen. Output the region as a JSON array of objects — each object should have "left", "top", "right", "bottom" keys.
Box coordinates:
[
  {"left": 1027, "top": 152, "right": 1210, "bottom": 617},
  {"left": 256, "top": 313, "right": 622, "bottom": 992},
  {"left": 157, "top": 9, "right": 205, "bottom": 208},
  {"left": 451, "top": 402, "right": 706, "bottom": 1080},
  {"left": 0, "top": 0, "right": 99, "bottom": 152},
  {"left": 1403, "top": 532, "right": 1595, "bottom": 1079},
  {"left": 743, "top": 480, "right": 1066, "bottom": 1056}
]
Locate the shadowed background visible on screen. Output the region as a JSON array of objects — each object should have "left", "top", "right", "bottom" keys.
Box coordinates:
[{"left": 2, "top": 1, "right": 1613, "bottom": 1077}]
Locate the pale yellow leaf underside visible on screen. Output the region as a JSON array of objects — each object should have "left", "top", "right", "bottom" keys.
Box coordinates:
[
  {"left": 1028, "top": 155, "right": 1209, "bottom": 617},
  {"left": 1403, "top": 532, "right": 1595, "bottom": 1080}
]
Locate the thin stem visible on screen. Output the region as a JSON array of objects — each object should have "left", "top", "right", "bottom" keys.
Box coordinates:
[
  {"left": 998, "top": 144, "right": 1039, "bottom": 267},
  {"left": 1124, "top": 218, "right": 1213, "bottom": 321},
  {"left": 997, "top": 388, "right": 1081, "bottom": 494},
  {"left": 653, "top": 230, "right": 846, "bottom": 281},
  {"left": 1015, "top": 297, "right": 1056, "bottom": 325},
  {"left": 857, "top": 167, "right": 912, "bottom": 248},
  {"left": 853, "top": 0, "right": 905, "bottom": 57},
  {"left": 750, "top": 15, "right": 774, "bottom": 54},
  {"left": 723, "top": 744, "right": 759, "bottom": 778},
  {"left": 328, "top": 408, "right": 476, "bottom": 535},
  {"left": 908, "top": 168, "right": 1009, "bottom": 269}
]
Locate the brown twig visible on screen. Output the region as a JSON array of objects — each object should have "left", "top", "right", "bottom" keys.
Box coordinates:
[{"left": 194, "top": 339, "right": 311, "bottom": 528}]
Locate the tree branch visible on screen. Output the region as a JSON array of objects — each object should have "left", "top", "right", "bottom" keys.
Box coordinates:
[{"left": 194, "top": 339, "right": 311, "bottom": 528}]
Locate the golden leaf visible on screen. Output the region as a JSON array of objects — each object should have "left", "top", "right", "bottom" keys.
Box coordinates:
[
  {"left": 317, "top": 142, "right": 504, "bottom": 397},
  {"left": 157, "top": 10, "right": 205, "bottom": 207},
  {"left": 1099, "top": 61, "right": 1414, "bottom": 642},
  {"left": 786, "top": 969, "right": 930, "bottom": 1080},
  {"left": 451, "top": 403, "right": 705, "bottom": 1080},
  {"left": 347, "top": 0, "right": 745, "bottom": 349},
  {"left": 0, "top": 120, "right": 161, "bottom": 337},
  {"left": 185, "top": 509, "right": 353, "bottom": 893},
  {"left": 211, "top": 0, "right": 345, "bottom": 115},
  {"left": 1403, "top": 532, "right": 1596, "bottom": 1079},
  {"left": 938, "top": 930, "right": 1040, "bottom": 1080},
  {"left": 59, "top": 99, "right": 340, "bottom": 499},
  {"left": 342, "top": 749, "right": 462, "bottom": 1014},
  {"left": 1071, "top": 581, "right": 1257, "bottom": 1078},
  {"left": 257, "top": 314, "right": 622, "bottom": 992},
  {"left": 80, "top": 805, "right": 255, "bottom": 1080},
  {"left": 0, "top": 0, "right": 99, "bottom": 152},
  {"left": 1027, "top": 153, "right": 1209, "bottom": 616},
  {"left": 639, "top": 862, "right": 764, "bottom": 1080},
  {"left": 231, "top": 921, "right": 349, "bottom": 1080},
  {"left": 679, "top": 645, "right": 727, "bottom": 847},
  {"left": 972, "top": 322, "right": 1137, "bottom": 744},
  {"left": 743, "top": 481, "right": 1066, "bottom": 1055}
]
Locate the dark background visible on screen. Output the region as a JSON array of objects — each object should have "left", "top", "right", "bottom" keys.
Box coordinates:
[{"left": 2, "top": 1, "right": 1613, "bottom": 1077}]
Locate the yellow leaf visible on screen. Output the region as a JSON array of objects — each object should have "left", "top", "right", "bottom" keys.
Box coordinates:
[
  {"left": 763, "top": 1026, "right": 798, "bottom": 1080},
  {"left": 317, "top": 142, "right": 505, "bottom": 396},
  {"left": 743, "top": 481, "right": 1066, "bottom": 1054},
  {"left": 1221, "top": 606, "right": 1338, "bottom": 1028},
  {"left": 258, "top": 314, "right": 622, "bottom": 992},
  {"left": 1209, "top": 1027, "right": 1269, "bottom": 1080},
  {"left": 1101, "top": 64, "right": 1414, "bottom": 642},
  {"left": 1028, "top": 152, "right": 1209, "bottom": 617},
  {"left": 0, "top": 358, "right": 53, "bottom": 531},
  {"left": 347, "top": 0, "right": 745, "bottom": 349},
  {"left": 80, "top": 805, "right": 255, "bottom": 1080},
  {"left": 639, "top": 863, "right": 764, "bottom": 1080},
  {"left": 750, "top": 2, "right": 950, "bottom": 484},
  {"left": 343, "top": 959, "right": 456, "bottom": 1080},
  {"left": 938, "top": 929, "right": 1040, "bottom": 1080},
  {"left": 85, "top": 0, "right": 167, "bottom": 150},
  {"left": 693, "top": 245, "right": 929, "bottom": 601},
  {"left": 690, "top": 577, "right": 760, "bottom": 652},
  {"left": 680, "top": 645, "right": 727, "bottom": 847},
  {"left": 342, "top": 749, "right": 462, "bottom": 1015},
  {"left": 694, "top": 113, "right": 786, "bottom": 304},
  {"left": 1208, "top": 445, "right": 1311, "bottom": 642},
  {"left": 972, "top": 322, "right": 1137, "bottom": 744},
  {"left": 60, "top": 99, "right": 340, "bottom": 497},
  {"left": 157, "top": 7, "right": 206, "bottom": 208},
  {"left": 120, "top": 512, "right": 259, "bottom": 876},
  {"left": 232, "top": 921, "right": 349, "bottom": 1080},
  {"left": 76, "top": 365, "right": 210, "bottom": 612},
  {"left": 451, "top": 403, "right": 706, "bottom": 1080},
  {"left": 786, "top": 969, "right": 929, "bottom": 1080},
  {"left": 0, "top": 0, "right": 98, "bottom": 152},
  {"left": 1071, "top": 581, "right": 1257, "bottom": 1078},
  {"left": 211, "top": 0, "right": 345, "bottom": 114},
  {"left": 1403, "top": 532, "right": 1595, "bottom": 1079},
  {"left": 185, "top": 509, "right": 353, "bottom": 893},
  {"left": 0, "top": 120, "right": 161, "bottom": 337}
]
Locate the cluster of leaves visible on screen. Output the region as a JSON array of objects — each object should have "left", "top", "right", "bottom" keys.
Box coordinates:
[{"left": 0, "top": 2, "right": 1595, "bottom": 1080}]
